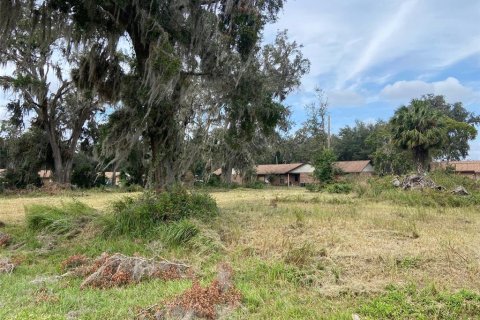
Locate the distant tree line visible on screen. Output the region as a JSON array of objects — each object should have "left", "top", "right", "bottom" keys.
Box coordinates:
[{"left": 250, "top": 94, "right": 479, "bottom": 175}]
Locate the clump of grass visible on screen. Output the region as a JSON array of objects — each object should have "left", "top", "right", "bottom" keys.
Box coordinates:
[
  {"left": 359, "top": 284, "right": 480, "bottom": 319},
  {"left": 284, "top": 242, "right": 317, "bottom": 267},
  {"left": 25, "top": 201, "right": 96, "bottom": 235},
  {"left": 394, "top": 256, "right": 421, "bottom": 269},
  {"left": 157, "top": 219, "right": 200, "bottom": 246},
  {"left": 103, "top": 187, "right": 218, "bottom": 237}
]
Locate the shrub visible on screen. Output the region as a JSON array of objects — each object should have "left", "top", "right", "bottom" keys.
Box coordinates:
[
  {"left": 324, "top": 183, "right": 353, "bottom": 194},
  {"left": 244, "top": 181, "right": 265, "bottom": 189},
  {"left": 26, "top": 201, "right": 96, "bottom": 235},
  {"left": 305, "top": 183, "right": 322, "bottom": 192},
  {"left": 104, "top": 187, "right": 218, "bottom": 237},
  {"left": 313, "top": 149, "right": 337, "bottom": 183}
]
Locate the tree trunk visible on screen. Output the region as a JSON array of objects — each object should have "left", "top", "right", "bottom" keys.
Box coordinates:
[
  {"left": 414, "top": 148, "right": 428, "bottom": 174},
  {"left": 111, "top": 164, "right": 118, "bottom": 187},
  {"left": 221, "top": 161, "right": 233, "bottom": 184}
]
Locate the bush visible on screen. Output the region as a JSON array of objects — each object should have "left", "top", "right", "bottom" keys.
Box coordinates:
[
  {"left": 313, "top": 149, "right": 337, "bottom": 183},
  {"left": 26, "top": 201, "right": 96, "bottom": 235},
  {"left": 244, "top": 181, "right": 265, "bottom": 189},
  {"left": 104, "top": 187, "right": 218, "bottom": 237},
  {"left": 324, "top": 183, "right": 353, "bottom": 194},
  {"left": 305, "top": 183, "right": 322, "bottom": 192}
]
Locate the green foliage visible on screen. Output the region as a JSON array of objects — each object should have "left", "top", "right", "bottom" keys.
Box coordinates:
[
  {"left": 71, "top": 153, "right": 105, "bottom": 188},
  {"left": 313, "top": 149, "right": 337, "bottom": 183},
  {"left": 390, "top": 100, "right": 446, "bottom": 172},
  {"left": 305, "top": 183, "right": 321, "bottom": 192},
  {"left": 26, "top": 201, "right": 96, "bottom": 235},
  {"left": 333, "top": 120, "right": 380, "bottom": 161},
  {"left": 324, "top": 182, "right": 353, "bottom": 194},
  {"left": 104, "top": 187, "right": 218, "bottom": 237},
  {"left": 390, "top": 96, "right": 477, "bottom": 173},
  {"left": 157, "top": 219, "right": 200, "bottom": 246},
  {"left": 244, "top": 180, "right": 265, "bottom": 189},
  {"left": 200, "top": 174, "right": 240, "bottom": 189},
  {"left": 0, "top": 125, "right": 50, "bottom": 188},
  {"left": 359, "top": 285, "right": 480, "bottom": 319},
  {"left": 422, "top": 94, "right": 479, "bottom": 161}
]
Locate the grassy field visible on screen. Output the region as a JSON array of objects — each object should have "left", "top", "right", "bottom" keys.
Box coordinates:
[{"left": 1, "top": 186, "right": 480, "bottom": 319}]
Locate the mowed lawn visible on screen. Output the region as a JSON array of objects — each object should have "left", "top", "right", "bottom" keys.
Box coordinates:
[{"left": 1, "top": 187, "right": 480, "bottom": 319}]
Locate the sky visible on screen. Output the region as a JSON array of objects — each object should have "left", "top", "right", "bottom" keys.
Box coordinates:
[{"left": 263, "top": 0, "right": 480, "bottom": 159}]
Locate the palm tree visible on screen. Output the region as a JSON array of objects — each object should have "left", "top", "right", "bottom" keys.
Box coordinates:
[{"left": 390, "top": 100, "right": 445, "bottom": 173}]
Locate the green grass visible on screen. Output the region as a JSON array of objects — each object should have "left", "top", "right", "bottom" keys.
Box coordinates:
[
  {"left": 25, "top": 201, "right": 97, "bottom": 235},
  {"left": 359, "top": 285, "right": 480, "bottom": 319}
]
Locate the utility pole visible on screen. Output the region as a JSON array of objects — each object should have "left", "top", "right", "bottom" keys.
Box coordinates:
[{"left": 327, "top": 114, "right": 331, "bottom": 149}]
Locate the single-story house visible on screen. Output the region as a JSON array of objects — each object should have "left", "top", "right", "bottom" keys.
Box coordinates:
[
  {"left": 432, "top": 161, "right": 480, "bottom": 180},
  {"left": 38, "top": 169, "right": 53, "bottom": 185},
  {"left": 213, "top": 160, "right": 375, "bottom": 186},
  {"left": 334, "top": 160, "right": 375, "bottom": 175},
  {"left": 256, "top": 163, "right": 305, "bottom": 186}
]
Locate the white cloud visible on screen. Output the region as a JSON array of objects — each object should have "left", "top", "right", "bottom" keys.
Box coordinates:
[
  {"left": 265, "top": 0, "right": 480, "bottom": 93},
  {"left": 341, "top": 0, "right": 419, "bottom": 87},
  {"left": 380, "top": 77, "right": 480, "bottom": 103}
]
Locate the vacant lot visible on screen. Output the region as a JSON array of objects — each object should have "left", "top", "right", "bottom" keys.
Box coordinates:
[{"left": 1, "top": 187, "right": 480, "bottom": 319}]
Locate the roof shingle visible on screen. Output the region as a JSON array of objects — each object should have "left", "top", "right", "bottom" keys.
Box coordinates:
[
  {"left": 256, "top": 163, "right": 304, "bottom": 175},
  {"left": 334, "top": 160, "right": 371, "bottom": 173}
]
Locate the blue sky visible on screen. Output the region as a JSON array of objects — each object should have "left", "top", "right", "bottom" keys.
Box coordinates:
[{"left": 263, "top": 0, "right": 480, "bottom": 159}]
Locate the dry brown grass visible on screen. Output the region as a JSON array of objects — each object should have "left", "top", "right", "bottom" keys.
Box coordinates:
[
  {"left": 211, "top": 188, "right": 480, "bottom": 297},
  {"left": 0, "top": 192, "right": 139, "bottom": 224}
]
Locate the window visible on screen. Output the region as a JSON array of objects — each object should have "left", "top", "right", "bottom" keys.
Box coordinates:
[{"left": 294, "top": 174, "right": 299, "bottom": 182}]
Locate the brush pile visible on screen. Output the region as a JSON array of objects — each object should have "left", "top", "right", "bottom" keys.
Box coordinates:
[
  {"left": 0, "top": 232, "right": 12, "bottom": 247},
  {"left": 61, "top": 253, "right": 190, "bottom": 289},
  {"left": 392, "top": 175, "right": 444, "bottom": 191},
  {"left": 0, "top": 257, "right": 15, "bottom": 273},
  {"left": 136, "top": 263, "right": 242, "bottom": 320}
]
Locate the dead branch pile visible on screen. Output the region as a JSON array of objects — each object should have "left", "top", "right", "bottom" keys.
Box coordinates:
[
  {"left": 452, "top": 186, "right": 469, "bottom": 196},
  {"left": 392, "top": 175, "right": 444, "bottom": 191},
  {"left": 0, "top": 232, "right": 12, "bottom": 247},
  {"left": 136, "top": 263, "right": 242, "bottom": 320},
  {"left": 0, "top": 258, "right": 15, "bottom": 273},
  {"left": 60, "top": 253, "right": 190, "bottom": 289}
]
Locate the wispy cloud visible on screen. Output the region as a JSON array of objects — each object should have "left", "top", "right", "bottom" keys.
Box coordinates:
[{"left": 340, "top": 0, "right": 418, "bottom": 88}]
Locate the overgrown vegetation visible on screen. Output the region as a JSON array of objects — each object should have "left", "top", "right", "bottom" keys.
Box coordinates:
[
  {"left": 354, "top": 171, "right": 480, "bottom": 207},
  {"left": 103, "top": 188, "right": 218, "bottom": 237},
  {"left": 26, "top": 201, "right": 97, "bottom": 235}
]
